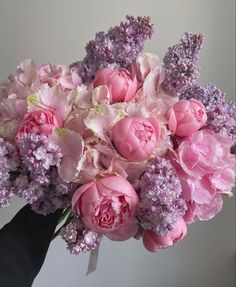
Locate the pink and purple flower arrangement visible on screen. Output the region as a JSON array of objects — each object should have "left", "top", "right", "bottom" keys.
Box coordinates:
[{"left": 0, "top": 16, "right": 235, "bottom": 260}]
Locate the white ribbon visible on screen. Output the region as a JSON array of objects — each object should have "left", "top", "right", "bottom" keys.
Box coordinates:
[{"left": 86, "top": 247, "right": 99, "bottom": 275}]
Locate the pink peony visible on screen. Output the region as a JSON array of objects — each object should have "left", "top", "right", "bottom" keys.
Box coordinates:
[
  {"left": 177, "top": 129, "right": 235, "bottom": 187},
  {"left": 166, "top": 99, "right": 207, "bottom": 137},
  {"left": 72, "top": 176, "right": 139, "bottom": 241},
  {"left": 112, "top": 116, "right": 160, "bottom": 161},
  {"left": 142, "top": 218, "right": 187, "bottom": 252},
  {"left": 183, "top": 195, "right": 223, "bottom": 223},
  {"left": 170, "top": 129, "right": 235, "bottom": 222},
  {"left": 93, "top": 68, "right": 137, "bottom": 103},
  {"left": 16, "top": 108, "right": 62, "bottom": 139}
]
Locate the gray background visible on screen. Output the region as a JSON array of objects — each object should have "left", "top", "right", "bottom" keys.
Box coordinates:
[{"left": 0, "top": 0, "right": 235, "bottom": 286}]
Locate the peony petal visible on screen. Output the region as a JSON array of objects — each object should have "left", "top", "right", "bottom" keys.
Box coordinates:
[
  {"left": 196, "top": 195, "right": 223, "bottom": 221},
  {"left": 105, "top": 219, "right": 139, "bottom": 241}
]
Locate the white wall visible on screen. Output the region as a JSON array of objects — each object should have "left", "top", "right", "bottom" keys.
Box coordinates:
[{"left": 0, "top": 0, "right": 235, "bottom": 286}]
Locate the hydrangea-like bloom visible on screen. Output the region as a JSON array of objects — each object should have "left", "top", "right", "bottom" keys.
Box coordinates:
[
  {"left": 180, "top": 83, "right": 236, "bottom": 150},
  {"left": 137, "top": 157, "right": 187, "bottom": 236},
  {"left": 71, "top": 15, "right": 154, "bottom": 82},
  {"left": 60, "top": 215, "right": 103, "bottom": 254},
  {"left": 162, "top": 32, "right": 204, "bottom": 96}
]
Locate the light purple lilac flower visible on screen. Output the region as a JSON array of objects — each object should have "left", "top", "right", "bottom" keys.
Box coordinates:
[
  {"left": 31, "top": 168, "right": 73, "bottom": 215},
  {"left": 136, "top": 157, "right": 187, "bottom": 236},
  {"left": 0, "top": 137, "right": 19, "bottom": 207},
  {"left": 17, "top": 133, "right": 62, "bottom": 184},
  {"left": 162, "top": 32, "right": 204, "bottom": 96},
  {"left": 180, "top": 83, "right": 236, "bottom": 151},
  {"left": 13, "top": 133, "right": 74, "bottom": 214},
  {"left": 71, "top": 15, "right": 154, "bottom": 82},
  {"left": 60, "top": 215, "right": 103, "bottom": 254}
]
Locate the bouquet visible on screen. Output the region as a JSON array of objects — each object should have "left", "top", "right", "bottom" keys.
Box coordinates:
[{"left": 0, "top": 15, "right": 235, "bottom": 270}]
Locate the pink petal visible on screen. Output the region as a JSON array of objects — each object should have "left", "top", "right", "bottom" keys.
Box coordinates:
[
  {"left": 106, "top": 219, "right": 139, "bottom": 241},
  {"left": 50, "top": 128, "right": 84, "bottom": 182}
]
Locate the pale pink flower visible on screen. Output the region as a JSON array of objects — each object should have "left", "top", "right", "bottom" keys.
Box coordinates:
[
  {"left": 184, "top": 196, "right": 223, "bottom": 223},
  {"left": 134, "top": 53, "right": 161, "bottom": 82},
  {"left": 15, "top": 59, "right": 37, "bottom": 86},
  {"left": 169, "top": 129, "right": 235, "bottom": 222},
  {"left": 177, "top": 129, "right": 235, "bottom": 183},
  {"left": 50, "top": 128, "right": 84, "bottom": 182}
]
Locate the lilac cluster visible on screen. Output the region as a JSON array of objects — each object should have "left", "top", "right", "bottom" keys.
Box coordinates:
[
  {"left": 162, "top": 32, "right": 204, "bottom": 96},
  {"left": 0, "top": 137, "right": 19, "bottom": 207},
  {"left": 12, "top": 133, "right": 74, "bottom": 214},
  {"left": 17, "top": 133, "right": 62, "bottom": 184},
  {"left": 71, "top": 15, "right": 154, "bottom": 82},
  {"left": 137, "top": 157, "right": 187, "bottom": 236},
  {"left": 13, "top": 167, "right": 73, "bottom": 215},
  {"left": 31, "top": 168, "right": 73, "bottom": 215},
  {"left": 60, "top": 215, "right": 103, "bottom": 254},
  {"left": 180, "top": 83, "right": 236, "bottom": 150}
]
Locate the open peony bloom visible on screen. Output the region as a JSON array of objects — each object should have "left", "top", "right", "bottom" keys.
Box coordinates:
[
  {"left": 142, "top": 218, "right": 187, "bottom": 252},
  {"left": 93, "top": 68, "right": 137, "bottom": 103},
  {"left": 16, "top": 108, "right": 62, "bottom": 141},
  {"left": 112, "top": 116, "right": 160, "bottom": 161},
  {"left": 170, "top": 129, "right": 235, "bottom": 222},
  {"left": 72, "top": 176, "right": 139, "bottom": 241},
  {"left": 167, "top": 99, "right": 207, "bottom": 137},
  {"left": 177, "top": 129, "right": 235, "bottom": 185}
]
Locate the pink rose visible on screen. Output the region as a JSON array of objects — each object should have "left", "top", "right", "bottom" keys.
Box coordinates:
[
  {"left": 112, "top": 116, "right": 160, "bottom": 161},
  {"left": 142, "top": 218, "right": 187, "bottom": 252},
  {"left": 167, "top": 99, "right": 207, "bottom": 137},
  {"left": 72, "top": 176, "right": 139, "bottom": 241},
  {"left": 16, "top": 108, "right": 62, "bottom": 139},
  {"left": 94, "top": 68, "right": 137, "bottom": 103}
]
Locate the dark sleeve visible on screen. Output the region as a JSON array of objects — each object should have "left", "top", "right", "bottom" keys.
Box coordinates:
[{"left": 0, "top": 205, "right": 62, "bottom": 287}]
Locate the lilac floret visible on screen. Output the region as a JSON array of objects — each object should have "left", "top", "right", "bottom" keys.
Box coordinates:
[
  {"left": 13, "top": 133, "right": 73, "bottom": 214},
  {"left": 17, "top": 133, "right": 62, "bottom": 184},
  {"left": 0, "top": 137, "right": 20, "bottom": 207},
  {"left": 180, "top": 83, "right": 236, "bottom": 150},
  {"left": 60, "top": 215, "right": 103, "bottom": 254},
  {"left": 71, "top": 15, "right": 154, "bottom": 82},
  {"left": 136, "top": 157, "right": 187, "bottom": 236},
  {"left": 162, "top": 32, "right": 204, "bottom": 96},
  {"left": 30, "top": 168, "right": 73, "bottom": 215}
]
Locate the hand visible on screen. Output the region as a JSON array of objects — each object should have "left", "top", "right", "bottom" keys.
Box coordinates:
[{"left": 0, "top": 205, "right": 62, "bottom": 287}]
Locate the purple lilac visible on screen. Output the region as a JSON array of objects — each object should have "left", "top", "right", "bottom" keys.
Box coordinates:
[
  {"left": 31, "top": 168, "right": 73, "bottom": 215},
  {"left": 180, "top": 83, "right": 236, "bottom": 150},
  {"left": 17, "top": 133, "right": 62, "bottom": 184},
  {"left": 14, "top": 133, "right": 73, "bottom": 214},
  {"left": 70, "top": 15, "right": 154, "bottom": 82},
  {"left": 137, "top": 157, "right": 187, "bottom": 236},
  {"left": 0, "top": 137, "right": 19, "bottom": 207},
  {"left": 60, "top": 215, "right": 103, "bottom": 254},
  {"left": 162, "top": 32, "right": 204, "bottom": 96}
]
